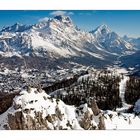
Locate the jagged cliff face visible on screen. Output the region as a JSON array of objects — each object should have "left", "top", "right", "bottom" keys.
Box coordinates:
[{"left": 0, "top": 88, "right": 105, "bottom": 130}]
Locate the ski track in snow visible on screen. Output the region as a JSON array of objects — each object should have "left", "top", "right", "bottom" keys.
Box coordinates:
[{"left": 118, "top": 76, "right": 131, "bottom": 111}]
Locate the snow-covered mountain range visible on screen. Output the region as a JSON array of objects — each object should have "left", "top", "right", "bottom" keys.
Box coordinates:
[{"left": 0, "top": 15, "right": 136, "bottom": 70}]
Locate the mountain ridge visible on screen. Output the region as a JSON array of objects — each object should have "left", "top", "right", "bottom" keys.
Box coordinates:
[{"left": 0, "top": 15, "right": 136, "bottom": 70}]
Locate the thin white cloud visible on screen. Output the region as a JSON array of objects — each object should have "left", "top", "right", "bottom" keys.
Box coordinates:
[
  {"left": 38, "top": 17, "right": 49, "bottom": 22},
  {"left": 68, "top": 12, "right": 74, "bottom": 15},
  {"left": 78, "top": 11, "right": 97, "bottom": 16},
  {"left": 49, "top": 10, "right": 74, "bottom": 16}
]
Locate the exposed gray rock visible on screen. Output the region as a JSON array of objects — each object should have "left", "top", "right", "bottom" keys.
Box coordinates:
[{"left": 91, "top": 99, "right": 106, "bottom": 130}]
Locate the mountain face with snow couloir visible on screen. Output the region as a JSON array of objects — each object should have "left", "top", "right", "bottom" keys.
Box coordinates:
[
  {"left": 0, "top": 15, "right": 134, "bottom": 70},
  {"left": 90, "top": 24, "right": 133, "bottom": 53}
]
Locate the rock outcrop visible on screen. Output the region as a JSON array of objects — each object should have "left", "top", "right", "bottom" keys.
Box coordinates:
[
  {"left": 0, "top": 88, "right": 105, "bottom": 130},
  {"left": 91, "top": 99, "right": 105, "bottom": 130}
]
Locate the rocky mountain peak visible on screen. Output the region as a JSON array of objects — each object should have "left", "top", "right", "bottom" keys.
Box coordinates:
[
  {"left": 33, "top": 15, "right": 73, "bottom": 30},
  {"left": 54, "top": 15, "right": 72, "bottom": 24},
  {"left": 91, "top": 24, "right": 111, "bottom": 35},
  {"left": 97, "top": 24, "right": 111, "bottom": 33}
]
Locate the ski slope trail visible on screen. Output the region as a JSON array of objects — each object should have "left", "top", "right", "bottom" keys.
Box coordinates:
[{"left": 117, "top": 76, "right": 131, "bottom": 112}]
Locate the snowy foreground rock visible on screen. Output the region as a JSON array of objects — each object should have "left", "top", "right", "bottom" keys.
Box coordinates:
[{"left": 0, "top": 88, "right": 105, "bottom": 130}]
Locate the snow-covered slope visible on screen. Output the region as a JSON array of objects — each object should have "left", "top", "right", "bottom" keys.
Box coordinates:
[
  {"left": 104, "top": 110, "right": 140, "bottom": 130},
  {"left": 119, "top": 76, "right": 129, "bottom": 105}
]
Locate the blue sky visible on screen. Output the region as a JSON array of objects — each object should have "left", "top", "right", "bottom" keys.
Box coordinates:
[{"left": 0, "top": 10, "right": 140, "bottom": 38}]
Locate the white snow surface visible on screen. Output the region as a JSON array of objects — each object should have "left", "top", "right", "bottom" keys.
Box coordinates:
[
  {"left": 117, "top": 76, "right": 132, "bottom": 112},
  {"left": 104, "top": 110, "right": 140, "bottom": 130},
  {"left": 119, "top": 76, "right": 129, "bottom": 104}
]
